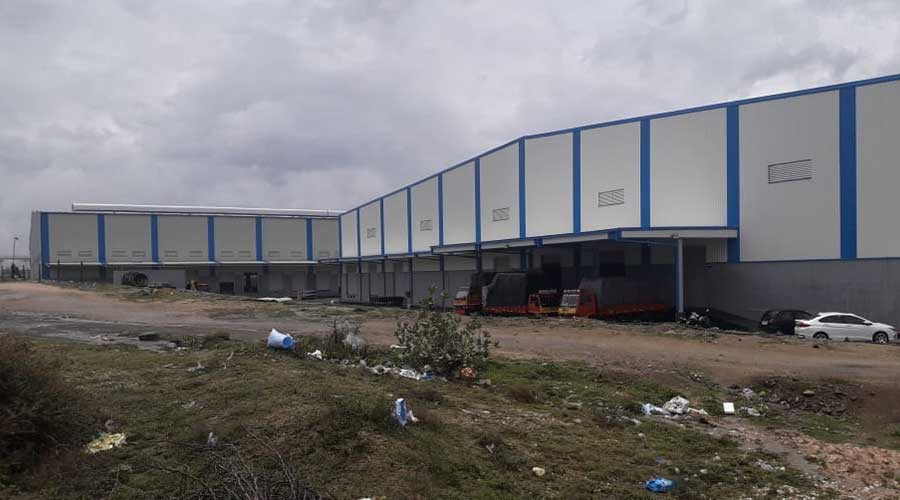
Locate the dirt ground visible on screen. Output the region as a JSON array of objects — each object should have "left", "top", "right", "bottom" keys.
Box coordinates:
[
  {"left": 2, "top": 281, "right": 898, "bottom": 387},
  {"left": 3, "top": 281, "right": 900, "bottom": 498}
]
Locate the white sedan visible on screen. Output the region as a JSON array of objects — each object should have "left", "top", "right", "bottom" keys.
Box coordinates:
[{"left": 795, "top": 313, "right": 897, "bottom": 344}]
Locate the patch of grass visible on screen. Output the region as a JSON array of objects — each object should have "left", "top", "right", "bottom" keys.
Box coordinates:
[
  {"left": 2, "top": 339, "right": 830, "bottom": 500},
  {"left": 0, "top": 336, "right": 96, "bottom": 482}
]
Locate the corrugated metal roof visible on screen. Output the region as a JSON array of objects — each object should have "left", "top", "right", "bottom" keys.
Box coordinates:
[{"left": 70, "top": 203, "right": 343, "bottom": 218}]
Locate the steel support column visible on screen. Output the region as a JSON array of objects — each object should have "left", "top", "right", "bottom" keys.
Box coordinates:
[
  {"left": 408, "top": 257, "right": 414, "bottom": 309},
  {"left": 675, "top": 238, "right": 684, "bottom": 316}
]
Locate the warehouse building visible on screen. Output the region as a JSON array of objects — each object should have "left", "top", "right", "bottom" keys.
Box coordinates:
[
  {"left": 29, "top": 73, "right": 900, "bottom": 326},
  {"left": 333, "top": 73, "right": 900, "bottom": 326},
  {"left": 29, "top": 204, "right": 342, "bottom": 297}
]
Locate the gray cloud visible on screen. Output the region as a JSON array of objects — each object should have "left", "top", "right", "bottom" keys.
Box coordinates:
[{"left": 2, "top": 0, "right": 900, "bottom": 256}]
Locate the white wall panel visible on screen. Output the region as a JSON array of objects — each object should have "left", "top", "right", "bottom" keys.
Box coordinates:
[
  {"left": 359, "top": 202, "right": 381, "bottom": 256},
  {"left": 479, "top": 143, "right": 519, "bottom": 242},
  {"left": 443, "top": 163, "right": 475, "bottom": 245},
  {"left": 525, "top": 134, "right": 572, "bottom": 237},
  {"left": 215, "top": 217, "right": 255, "bottom": 262},
  {"left": 857, "top": 80, "right": 900, "bottom": 258},
  {"left": 158, "top": 216, "right": 208, "bottom": 262},
  {"left": 740, "top": 91, "right": 840, "bottom": 261},
  {"left": 48, "top": 214, "right": 98, "bottom": 263},
  {"left": 580, "top": 123, "right": 641, "bottom": 231},
  {"left": 312, "top": 219, "right": 339, "bottom": 260},
  {"left": 340, "top": 212, "right": 358, "bottom": 258},
  {"left": 650, "top": 109, "right": 727, "bottom": 227},
  {"left": 106, "top": 215, "right": 151, "bottom": 263},
  {"left": 262, "top": 218, "right": 306, "bottom": 261},
  {"left": 383, "top": 191, "right": 408, "bottom": 254},
  {"left": 411, "top": 177, "right": 438, "bottom": 252}
]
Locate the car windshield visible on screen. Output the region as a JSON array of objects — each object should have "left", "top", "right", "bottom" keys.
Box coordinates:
[
  {"left": 561, "top": 295, "right": 578, "bottom": 307},
  {"left": 794, "top": 311, "right": 812, "bottom": 320},
  {"left": 760, "top": 310, "right": 776, "bottom": 321}
]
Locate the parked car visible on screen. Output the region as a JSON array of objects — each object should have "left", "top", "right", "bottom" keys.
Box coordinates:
[
  {"left": 759, "top": 309, "right": 813, "bottom": 335},
  {"left": 794, "top": 312, "right": 898, "bottom": 344}
]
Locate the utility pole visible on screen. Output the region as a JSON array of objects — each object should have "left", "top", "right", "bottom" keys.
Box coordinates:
[{"left": 11, "top": 235, "right": 18, "bottom": 279}]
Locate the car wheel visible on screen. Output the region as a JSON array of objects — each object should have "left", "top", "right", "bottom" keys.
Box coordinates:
[
  {"left": 813, "top": 332, "right": 829, "bottom": 340},
  {"left": 873, "top": 332, "right": 889, "bottom": 344}
]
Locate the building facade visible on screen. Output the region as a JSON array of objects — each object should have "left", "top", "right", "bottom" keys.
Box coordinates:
[{"left": 29, "top": 73, "right": 900, "bottom": 326}]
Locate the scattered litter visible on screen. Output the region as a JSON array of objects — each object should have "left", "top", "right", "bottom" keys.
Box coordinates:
[
  {"left": 802, "top": 389, "right": 815, "bottom": 397},
  {"left": 221, "top": 350, "right": 234, "bottom": 369},
  {"left": 531, "top": 466, "right": 546, "bottom": 477},
  {"left": 138, "top": 332, "right": 160, "bottom": 341},
  {"left": 641, "top": 403, "right": 671, "bottom": 416},
  {"left": 662, "top": 396, "right": 690, "bottom": 415},
  {"left": 187, "top": 361, "right": 206, "bottom": 373},
  {"left": 459, "top": 367, "right": 477, "bottom": 380},
  {"left": 646, "top": 477, "right": 675, "bottom": 493},
  {"left": 85, "top": 432, "right": 127, "bottom": 454},
  {"left": 256, "top": 297, "right": 293, "bottom": 303},
  {"left": 755, "top": 459, "right": 783, "bottom": 472},
  {"left": 398, "top": 368, "right": 421, "bottom": 380},
  {"left": 162, "top": 363, "right": 176, "bottom": 369},
  {"left": 687, "top": 408, "right": 709, "bottom": 417},
  {"left": 741, "top": 407, "right": 762, "bottom": 417},
  {"left": 206, "top": 432, "right": 218, "bottom": 448},
  {"left": 723, "top": 402, "right": 736, "bottom": 414},
  {"left": 741, "top": 387, "right": 756, "bottom": 400},
  {"left": 266, "top": 328, "right": 295, "bottom": 349},
  {"left": 182, "top": 400, "right": 197, "bottom": 409},
  {"left": 391, "top": 398, "right": 418, "bottom": 427},
  {"left": 389, "top": 344, "right": 407, "bottom": 350},
  {"left": 307, "top": 349, "right": 324, "bottom": 360}
]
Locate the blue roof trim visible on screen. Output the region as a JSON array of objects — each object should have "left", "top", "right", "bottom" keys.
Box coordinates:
[
  {"left": 518, "top": 139, "right": 526, "bottom": 239},
  {"left": 255, "top": 217, "right": 263, "bottom": 261},
  {"left": 207, "top": 216, "right": 215, "bottom": 262},
  {"left": 97, "top": 214, "right": 106, "bottom": 265},
  {"left": 406, "top": 188, "right": 412, "bottom": 253},
  {"left": 40, "top": 212, "right": 49, "bottom": 279},
  {"left": 726, "top": 105, "right": 741, "bottom": 263},
  {"left": 306, "top": 218, "right": 314, "bottom": 261},
  {"left": 840, "top": 86, "right": 858, "bottom": 260},
  {"left": 640, "top": 119, "right": 651, "bottom": 229},
  {"left": 572, "top": 130, "right": 581, "bottom": 234},
  {"left": 150, "top": 214, "right": 159, "bottom": 263},
  {"left": 437, "top": 174, "right": 444, "bottom": 246},
  {"left": 474, "top": 159, "right": 482, "bottom": 244}
]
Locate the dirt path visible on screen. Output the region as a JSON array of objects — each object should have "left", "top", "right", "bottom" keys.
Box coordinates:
[{"left": 2, "top": 281, "right": 899, "bottom": 387}]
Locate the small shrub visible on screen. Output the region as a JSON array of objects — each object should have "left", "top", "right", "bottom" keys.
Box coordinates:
[
  {"left": 318, "top": 318, "right": 367, "bottom": 360},
  {"left": 0, "top": 336, "right": 93, "bottom": 479},
  {"left": 394, "top": 294, "right": 497, "bottom": 376},
  {"left": 504, "top": 383, "right": 539, "bottom": 404}
]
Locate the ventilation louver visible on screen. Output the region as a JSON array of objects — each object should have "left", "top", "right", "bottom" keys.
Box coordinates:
[
  {"left": 768, "top": 159, "right": 812, "bottom": 184},
  {"left": 598, "top": 188, "right": 625, "bottom": 207}
]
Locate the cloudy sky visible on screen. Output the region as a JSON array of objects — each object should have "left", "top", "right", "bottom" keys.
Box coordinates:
[{"left": 2, "top": 0, "right": 900, "bottom": 257}]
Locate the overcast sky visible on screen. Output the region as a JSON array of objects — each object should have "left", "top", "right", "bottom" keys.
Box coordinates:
[{"left": 2, "top": 0, "right": 900, "bottom": 257}]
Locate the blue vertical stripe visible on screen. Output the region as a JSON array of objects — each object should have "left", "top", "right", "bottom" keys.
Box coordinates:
[
  {"left": 726, "top": 105, "right": 741, "bottom": 263},
  {"left": 207, "top": 216, "right": 215, "bottom": 262},
  {"left": 406, "top": 187, "right": 412, "bottom": 253},
  {"left": 640, "top": 119, "right": 651, "bottom": 229},
  {"left": 356, "top": 208, "right": 361, "bottom": 257},
  {"left": 306, "top": 219, "right": 313, "bottom": 261},
  {"left": 338, "top": 217, "right": 343, "bottom": 258},
  {"left": 839, "top": 87, "right": 858, "bottom": 260},
  {"left": 255, "top": 217, "right": 263, "bottom": 261},
  {"left": 572, "top": 130, "right": 581, "bottom": 234},
  {"left": 150, "top": 214, "right": 159, "bottom": 263},
  {"left": 97, "top": 214, "right": 106, "bottom": 264},
  {"left": 40, "top": 212, "right": 49, "bottom": 279},
  {"left": 379, "top": 199, "right": 386, "bottom": 255},
  {"left": 474, "top": 159, "right": 482, "bottom": 244},
  {"left": 518, "top": 139, "right": 526, "bottom": 238},
  {"left": 437, "top": 174, "right": 444, "bottom": 246}
]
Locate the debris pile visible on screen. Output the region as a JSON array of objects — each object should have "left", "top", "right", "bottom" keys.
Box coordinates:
[
  {"left": 641, "top": 396, "right": 708, "bottom": 418},
  {"left": 85, "top": 432, "right": 127, "bottom": 454}
]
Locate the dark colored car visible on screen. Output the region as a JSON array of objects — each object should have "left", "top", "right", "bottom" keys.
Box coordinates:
[{"left": 759, "top": 309, "right": 813, "bottom": 335}]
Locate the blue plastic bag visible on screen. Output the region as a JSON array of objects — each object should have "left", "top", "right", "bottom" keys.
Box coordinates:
[
  {"left": 392, "top": 398, "right": 412, "bottom": 427},
  {"left": 646, "top": 477, "right": 675, "bottom": 493}
]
